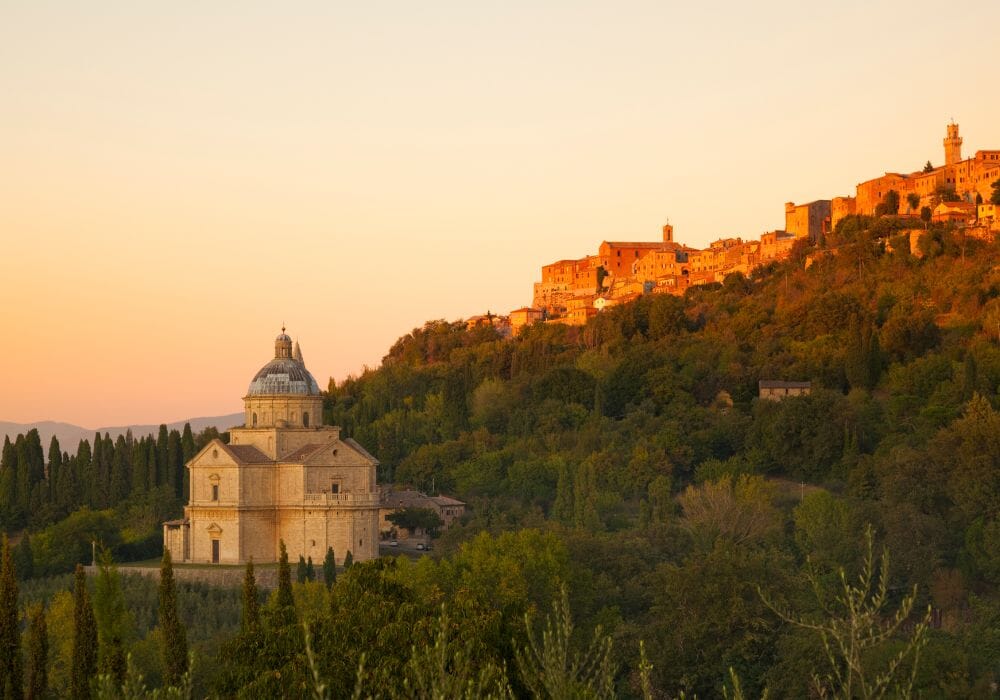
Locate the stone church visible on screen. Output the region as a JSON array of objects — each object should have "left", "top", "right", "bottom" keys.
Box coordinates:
[{"left": 163, "top": 331, "right": 380, "bottom": 565}]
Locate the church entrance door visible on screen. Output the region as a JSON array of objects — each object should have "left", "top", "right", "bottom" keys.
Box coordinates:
[{"left": 211, "top": 539, "right": 220, "bottom": 563}]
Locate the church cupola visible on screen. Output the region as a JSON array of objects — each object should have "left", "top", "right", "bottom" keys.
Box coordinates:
[
  {"left": 275, "top": 328, "right": 293, "bottom": 359},
  {"left": 245, "top": 329, "right": 323, "bottom": 430}
]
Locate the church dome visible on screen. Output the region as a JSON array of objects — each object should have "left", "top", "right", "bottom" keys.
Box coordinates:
[{"left": 247, "top": 330, "right": 321, "bottom": 396}]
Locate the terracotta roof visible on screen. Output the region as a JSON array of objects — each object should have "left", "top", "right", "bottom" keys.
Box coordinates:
[
  {"left": 224, "top": 444, "right": 271, "bottom": 463},
  {"left": 601, "top": 241, "right": 672, "bottom": 249},
  {"left": 511, "top": 307, "right": 542, "bottom": 314},
  {"left": 429, "top": 495, "right": 465, "bottom": 507},
  {"left": 282, "top": 443, "right": 325, "bottom": 462},
  {"left": 381, "top": 490, "right": 436, "bottom": 508}
]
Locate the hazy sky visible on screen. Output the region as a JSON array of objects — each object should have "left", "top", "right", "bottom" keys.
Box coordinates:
[{"left": 2, "top": 1, "right": 999, "bottom": 427}]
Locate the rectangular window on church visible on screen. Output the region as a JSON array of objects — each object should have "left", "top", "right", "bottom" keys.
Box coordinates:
[
  {"left": 212, "top": 484, "right": 219, "bottom": 501},
  {"left": 331, "top": 482, "right": 340, "bottom": 494}
]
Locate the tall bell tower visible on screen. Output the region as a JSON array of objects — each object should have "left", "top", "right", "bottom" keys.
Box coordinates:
[{"left": 944, "top": 122, "right": 963, "bottom": 166}]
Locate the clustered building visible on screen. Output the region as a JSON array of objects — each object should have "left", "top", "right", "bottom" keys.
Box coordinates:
[
  {"left": 510, "top": 123, "right": 1000, "bottom": 333},
  {"left": 521, "top": 222, "right": 799, "bottom": 331}
]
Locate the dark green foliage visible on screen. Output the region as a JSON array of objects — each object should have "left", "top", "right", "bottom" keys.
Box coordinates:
[
  {"left": 13, "top": 533, "right": 33, "bottom": 580},
  {"left": 322, "top": 547, "right": 335, "bottom": 588},
  {"left": 71, "top": 564, "right": 96, "bottom": 700},
  {"left": 305, "top": 556, "right": 315, "bottom": 582},
  {"left": 25, "top": 603, "right": 46, "bottom": 700},
  {"left": 158, "top": 550, "right": 188, "bottom": 686},
  {"left": 296, "top": 555, "right": 307, "bottom": 584},
  {"left": 93, "top": 550, "right": 128, "bottom": 684},
  {"left": 0, "top": 535, "right": 22, "bottom": 699},
  {"left": 875, "top": 189, "right": 900, "bottom": 216},
  {"left": 935, "top": 184, "right": 962, "bottom": 204},
  {"left": 343, "top": 550, "right": 353, "bottom": 569},
  {"left": 386, "top": 507, "right": 445, "bottom": 537},
  {"left": 274, "top": 541, "right": 295, "bottom": 616},
  {"left": 992, "top": 179, "right": 1000, "bottom": 206},
  {"left": 241, "top": 560, "right": 260, "bottom": 632}
]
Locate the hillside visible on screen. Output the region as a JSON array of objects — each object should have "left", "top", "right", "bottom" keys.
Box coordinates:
[
  {"left": 5, "top": 217, "right": 1000, "bottom": 696},
  {"left": 316, "top": 217, "right": 1000, "bottom": 695}
]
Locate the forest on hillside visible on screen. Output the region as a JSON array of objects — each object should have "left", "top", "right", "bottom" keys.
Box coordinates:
[{"left": 2, "top": 215, "right": 1000, "bottom": 697}]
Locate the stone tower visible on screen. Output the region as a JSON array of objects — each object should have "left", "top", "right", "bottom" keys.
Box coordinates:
[
  {"left": 662, "top": 223, "right": 674, "bottom": 243},
  {"left": 944, "top": 122, "right": 963, "bottom": 166}
]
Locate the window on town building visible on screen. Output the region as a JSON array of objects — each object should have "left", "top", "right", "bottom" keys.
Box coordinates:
[
  {"left": 212, "top": 484, "right": 219, "bottom": 501},
  {"left": 331, "top": 482, "right": 340, "bottom": 494},
  {"left": 252, "top": 412, "right": 257, "bottom": 426},
  {"left": 303, "top": 412, "right": 309, "bottom": 427}
]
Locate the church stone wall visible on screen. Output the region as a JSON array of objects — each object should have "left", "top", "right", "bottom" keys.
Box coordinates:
[
  {"left": 240, "top": 511, "right": 276, "bottom": 563},
  {"left": 243, "top": 395, "right": 323, "bottom": 430}
]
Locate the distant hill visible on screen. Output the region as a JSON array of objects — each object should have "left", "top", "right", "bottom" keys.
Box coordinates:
[{"left": 1, "top": 413, "right": 244, "bottom": 452}]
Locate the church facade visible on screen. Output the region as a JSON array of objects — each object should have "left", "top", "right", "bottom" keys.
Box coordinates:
[{"left": 163, "top": 331, "right": 380, "bottom": 565}]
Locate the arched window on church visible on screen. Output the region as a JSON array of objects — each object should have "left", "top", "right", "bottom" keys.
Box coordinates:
[
  {"left": 252, "top": 412, "right": 258, "bottom": 427},
  {"left": 303, "top": 412, "right": 309, "bottom": 427}
]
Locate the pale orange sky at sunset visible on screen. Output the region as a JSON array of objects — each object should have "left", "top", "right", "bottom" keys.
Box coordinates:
[{"left": 2, "top": 1, "right": 1000, "bottom": 427}]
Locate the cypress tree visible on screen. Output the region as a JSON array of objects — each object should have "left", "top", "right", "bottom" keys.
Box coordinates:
[
  {"left": 76, "top": 439, "right": 94, "bottom": 507},
  {"left": 0, "top": 535, "right": 23, "bottom": 699},
  {"left": 47, "top": 435, "right": 62, "bottom": 502},
  {"left": 305, "top": 556, "right": 315, "bottom": 582},
  {"left": 155, "top": 426, "right": 169, "bottom": 489},
  {"left": 25, "top": 603, "right": 47, "bottom": 700},
  {"left": 0, "top": 447, "right": 14, "bottom": 529},
  {"left": 180, "top": 424, "right": 196, "bottom": 463},
  {"left": 15, "top": 435, "right": 32, "bottom": 523},
  {"left": 24, "top": 430, "right": 45, "bottom": 488},
  {"left": 108, "top": 435, "right": 130, "bottom": 506},
  {"left": 343, "top": 550, "right": 353, "bottom": 569},
  {"left": 0, "top": 436, "right": 13, "bottom": 473},
  {"left": 181, "top": 424, "right": 195, "bottom": 500},
  {"left": 158, "top": 549, "right": 188, "bottom": 686},
  {"left": 71, "top": 564, "right": 97, "bottom": 700},
  {"left": 130, "top": 438, "right": 147, "bottom": 494},
  {"left": 146, "top": 440, "right": 158, "bottom": 490},
  {"left": 92, "top": 432, "right": 109, "bottom": 508},
  {"left": 275, "top": 540, "right": 295, "bottom": 613},
  {"left": 93, "top": 551, "right": 127, "bottom": 684},
  {"left": 296, "top": 555, "right": 307, "bottom": 584},
  {"left": 166, "top": 430, "right": 184, "bottom": 499},
  {"left": 323, "top": 547, "right": 336, "bottom": 588},
  {"left": 241, "top": 559, "right": 260, "bottom": 632}
]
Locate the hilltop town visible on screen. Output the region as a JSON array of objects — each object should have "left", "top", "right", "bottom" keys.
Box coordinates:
[{"left": 477, "top": 123, "right": 1000, "bottom": 335}]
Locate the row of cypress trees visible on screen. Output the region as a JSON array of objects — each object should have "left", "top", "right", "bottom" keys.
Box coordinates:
[
  {"left": 0, "top": 424, "right": 221, "bottom": 531},
  {"left": 0, "top": 535, "right": 189, "bottom": 699}
]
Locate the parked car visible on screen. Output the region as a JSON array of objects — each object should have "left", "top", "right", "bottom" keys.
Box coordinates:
[
  {"left": 416, "top": 543, "right": 426, "bottom": 550},
  {"left": 389, "top": 540, "right": 398, "bottom": 547}
]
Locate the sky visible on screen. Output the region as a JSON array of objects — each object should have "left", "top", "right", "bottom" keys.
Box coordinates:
[{"left": 2, "top": 0, "right": 999, "bottom": 427}]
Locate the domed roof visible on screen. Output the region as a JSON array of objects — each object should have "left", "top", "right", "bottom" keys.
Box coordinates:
[{"left": 247, "top": 330, "right": 321, "bottom": 396}]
